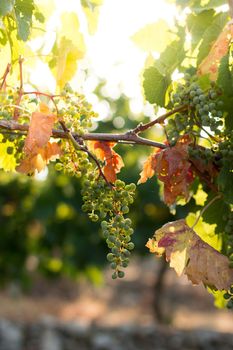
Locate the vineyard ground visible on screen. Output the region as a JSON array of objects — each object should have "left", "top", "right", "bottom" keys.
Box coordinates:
[{"left": 0, "top": 257, "right": 232, "bottom": 332}]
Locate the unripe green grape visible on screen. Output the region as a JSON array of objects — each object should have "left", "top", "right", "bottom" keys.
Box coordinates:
[
  {"left": 107, "top": 253, "right": 115, "bottom": 262},
  {"left": 90, "top": 214, "right": 99, "bottom": 222},
  {"left": 6, "top": 146, "right": 14, "bottom": 155},
  {"left": 193, "top": 96, "right": 199, "bottom": 104},
  {"left": 112, "top": 247, "right": 119, "bottom": 255},
  {"left": 227, "top": 299, "right": 233, "bottom": 309},
  {"left": 110, "top": 262, "right": 117, "bottom": 269},
  {"left": 55, "top": 163, "right": 63, "bottom": 171},
  {"left": 224, "top": 292, "right": 231, "bottom": 300},
  {"left": 122, "top": 261, "right": 128, "bottom": 268},
  {"left": 121, "top": 205, "right": 129, "bottom": 214},
  {"left": 127, "top": 242, "right": 135, "bottom": 250},
  {"left": 118, "top": 271, "right": 125, "bottom": 278},
  {"left": 112, "top": 272, "right": 117, "bottom": 279}
]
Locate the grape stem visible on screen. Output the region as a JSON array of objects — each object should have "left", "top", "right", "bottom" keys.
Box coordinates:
[
  {"left": 0, "top": 63, "right": 11, "bottom": 91},
  {"left": 13, "top": 57, "right": 24, "bottom": 120},
  {"left": 59, "top": 120, "right": 113, "bottom": 187},
  {"left": 191, "top": 194, "right": 222, "bottom": 229}
]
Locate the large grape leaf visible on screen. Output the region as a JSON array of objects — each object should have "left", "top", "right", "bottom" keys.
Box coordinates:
[
  {"left": 154, "top": 30, "right": 186, "bottom": 76},
  {"left": 138, "top": 135, "right": 194, "bottom": 205},
  {"left": 187, "top": 9, "right": 215, "bottom": 51},
  {"left": 147, "top": 219, "right": 233, "bottom": 290}
]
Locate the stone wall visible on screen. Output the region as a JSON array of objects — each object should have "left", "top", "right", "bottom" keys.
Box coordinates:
[{"left": 0, "top": 318, "right": 233, "bottom": 350}]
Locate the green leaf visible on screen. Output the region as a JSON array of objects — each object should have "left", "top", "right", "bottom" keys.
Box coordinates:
[
  {"left": 131, "top": 20, "right": 176, "bottom": 53},
  {"left": 202, "top": 192, "right": 230, "bottom": 234},
  {"left": 187, "top": 9, "right": 215, "bottom": 51},
  {"left": 217, "top": 53, "right": 233, "bottom": 97},
  {"left": 218, "top": 164, "right": 233, "bottom": 204},
  {"left": 0, "top": 0, "right": 14, "bottom": 16},
  {"left": 155, "top": 28, "right": 186, "bottom": 75},
  {"left": 143, "top": 66, "right": 171, "bottom": 106},
  {"left": 174, "top": 0, "right": 226, "bottom": 11},
  {"left": 15, "top": 0, "right": 35, "bottom": 41},
  {"left": 197, "top": 12, "right": 228, "bottom": 65}
]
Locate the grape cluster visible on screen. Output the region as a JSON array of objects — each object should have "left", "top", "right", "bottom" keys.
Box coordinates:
[
  {"left": 55, "top": 86, "right": 99, "bottom": 176},
  {"left": 188, "top": 145, "right": 215, "bottom": 166},
  {"left": 56, "top": 84, "right": 97, "bottom": 133},
  {"left": 103, "top": 215, "right": 134, "bottom": 279},
  {"left": 81, "top": 178, "right": 136, "bottom": 278},
  {"left": 168, "top": 74, "right": 224, "bottom": 144}
]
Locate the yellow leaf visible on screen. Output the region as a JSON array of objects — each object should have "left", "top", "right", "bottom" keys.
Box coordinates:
[
  {"left": 131, "top": 20, "right": 176, "bottom": 53},
  {"left": 186, "top": 212, "right": 220, "bottom": 250},
  {"left": 0, "top": 136, "right": 17, "bottom": 172},
  {"left": 83, "top": 6, "right": 99, "bottom": 35},
  {"left": 60, "top": 12, "right": 81, "bottom": 47},
  {"left": 56, "top": 37, "right": 84, "bottom": 90}
]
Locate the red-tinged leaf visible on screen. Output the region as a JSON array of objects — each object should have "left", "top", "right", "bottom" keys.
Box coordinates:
[
  {"left": 198, "top": 21, "right": 233, "bottom": 80},
  {"left": 24, "top": 103, "right": 57, "bottom": 155},
  {"left": 104, "top": 151, "right": 124, "bottom": 183},
  {"left": 138, "top": 151, "right": 159, "bottom": 184},
  {"left": 139, "top": 135, "right": 194, "bottom": 205},
  {"left": 17, "top": 142, "right": 61, "bottom": 175},
  {"left": 146, "top": 219, "right": 233, "bottom": 290},
  {"left": 89, "top": 141, "right": 124, "bottom": 182}
]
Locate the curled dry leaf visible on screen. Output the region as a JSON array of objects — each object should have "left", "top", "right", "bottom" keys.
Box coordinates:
[
  {"left": 89, "top": 140, "right": 124, "bottom": 183},
  {"left": 138, "top": 135, "right": 194, "bottom": 205},
  {"left": 146, "top": 219, "right": 233, "bottom": 290},
  {"left": 198, "top": 20, "right": 233, "bottom": 80},
  {"left": 17, "top": 103, "right": 61, "bottom": 174},
  {"left": 17, "top": 142, "right": 61, "bottom": 174}
]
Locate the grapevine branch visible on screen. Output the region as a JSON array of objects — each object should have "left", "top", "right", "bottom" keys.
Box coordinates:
[
  {"left": 132, "top": 105, "right": 187, "bottom": 134},
  {"left": 0, "top": 120, "right": 168, "bottom": 149}
]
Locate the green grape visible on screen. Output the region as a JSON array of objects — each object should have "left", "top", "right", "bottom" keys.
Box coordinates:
[
  {"left": 117, "top": 271, "right": 125, "bottom": 278},
  {"left": 6, "top": 146, "right": 14, "bottom": 155}
]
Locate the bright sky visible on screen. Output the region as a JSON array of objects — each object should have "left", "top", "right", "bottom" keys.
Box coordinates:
[
  {"left": 84, "top": 0, "right": 175, "bottom": 115},
  {"left": 30, "top": 0, "right": 176, "bottom": 117}
]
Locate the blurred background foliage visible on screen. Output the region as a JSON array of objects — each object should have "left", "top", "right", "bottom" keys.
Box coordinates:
[{"left": 0, "top": 76, "right": 193, "bottom": 289}]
